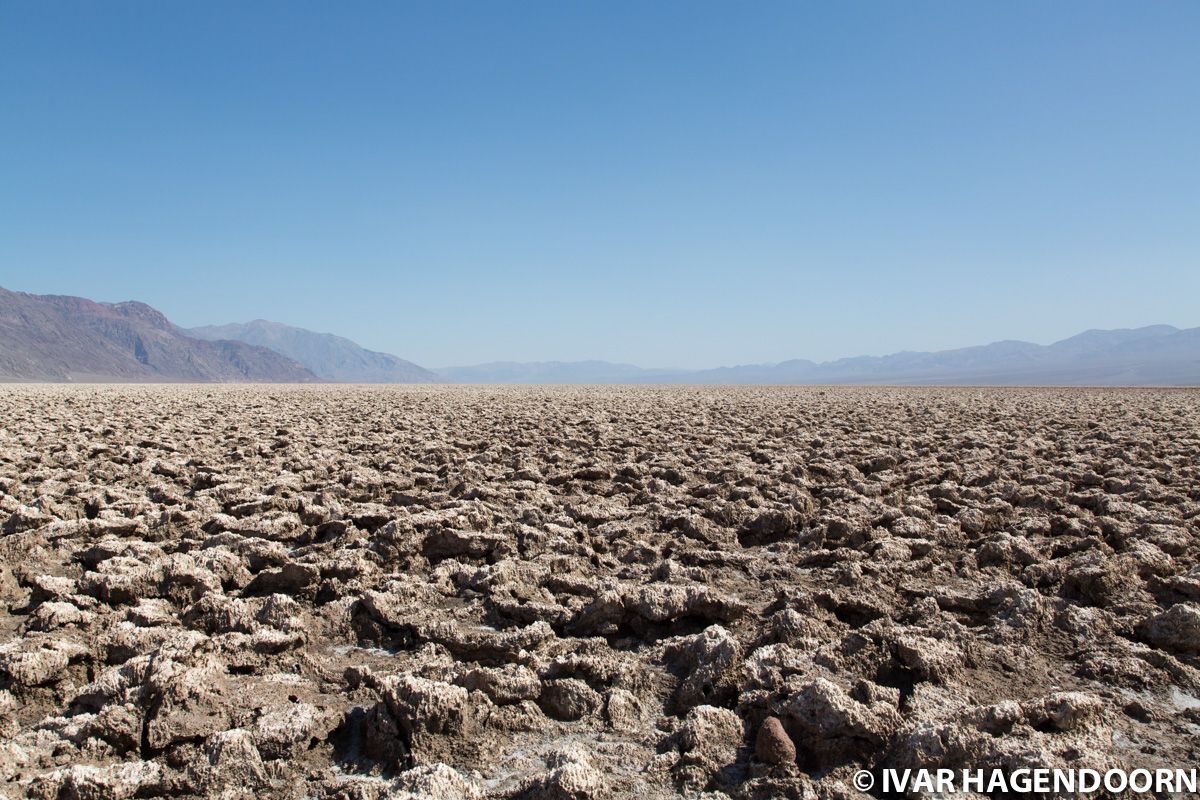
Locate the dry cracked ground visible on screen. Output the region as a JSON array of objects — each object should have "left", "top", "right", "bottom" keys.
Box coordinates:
[{"left": 1, "top": 385, "right": 1199, "bottom": 800}]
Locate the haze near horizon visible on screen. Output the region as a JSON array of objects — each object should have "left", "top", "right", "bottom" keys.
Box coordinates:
[{"left": 2, "top": 2, "right": 1198, "bottom": 368}]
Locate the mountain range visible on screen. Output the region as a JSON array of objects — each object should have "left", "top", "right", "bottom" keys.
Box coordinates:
[
  {"left": 189, "top": 320, "right": 440, "bottom": 383},
  {"left": 0, "top": 288, "right": 317, "bottom": 383},
  {"left": 443, "top": 326, "right": 1200, "bottom": 385},
  {"left": 1, "top": 286, "right": 1197, "bottom": 385}
]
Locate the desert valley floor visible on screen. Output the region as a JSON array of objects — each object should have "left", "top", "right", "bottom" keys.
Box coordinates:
[{"left": 1, "top": 385, "right": 1198, "bottom": 799}]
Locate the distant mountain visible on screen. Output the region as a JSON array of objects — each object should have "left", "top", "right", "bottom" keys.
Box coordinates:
[
  {"left": 0, "top": 288, "right": 318, "bottom": 383},
  {"left": 688, "top": 326, "right": 1200, "bottom": 385},
  {"left": 4, "top": 282, "right": 1195, "bottom": 386},
  {"left": 440, "top": 325, "right": 1200, "bottom": 385},
  {"left": 189, "top": 320, "right": 440, "bottom": 383},
  {"left": 436, "top": 360, "right": 681, "bottom": 384}
]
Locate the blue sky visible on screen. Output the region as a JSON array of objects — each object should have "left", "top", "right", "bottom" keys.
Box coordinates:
[{"left": 2, "top": 2, "right": 1197, "bottom": 368}]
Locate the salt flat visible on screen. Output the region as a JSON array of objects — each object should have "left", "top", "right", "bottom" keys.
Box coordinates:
[{"left": 1, "top": 385, "right": 1198, "bottom": 798}]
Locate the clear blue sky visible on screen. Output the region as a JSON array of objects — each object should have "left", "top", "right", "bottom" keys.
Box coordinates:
[{"left": 2, "top": 2, "right": 1197, "bottom": 368}]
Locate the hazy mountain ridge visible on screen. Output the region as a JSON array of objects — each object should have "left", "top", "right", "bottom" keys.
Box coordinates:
[
  {"left": 436, "top": 360, "right": 678, "bottom": 384},
  {"left": 0, "top": 288, "right": 318, "bottom": 383},
  {"left": 441, "top": 325, "right": 1200, "bottom": 385},
  {"left": 2, "top": 285, "right": 1196, "bottom": 384},
  {"left": 189, "top": 320, "right": 440, "bottom": 383}
]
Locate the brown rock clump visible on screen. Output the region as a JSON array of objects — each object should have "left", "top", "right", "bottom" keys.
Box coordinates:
[{"left": 754, "top": 716, "right": 796, "bottom": 765}]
